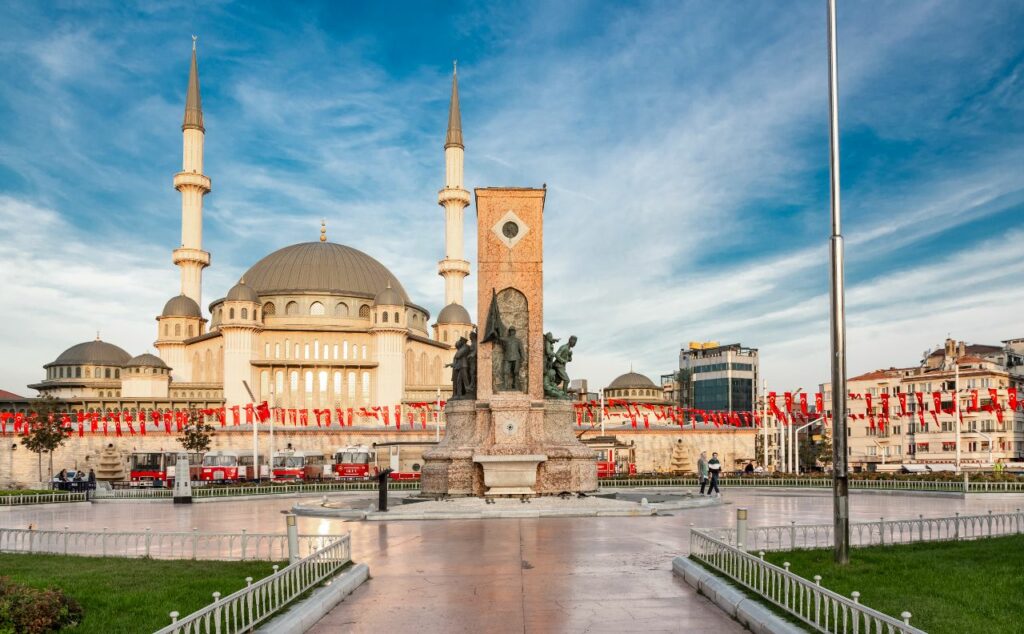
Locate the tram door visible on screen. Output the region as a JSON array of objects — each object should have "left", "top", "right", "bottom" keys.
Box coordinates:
[{"left": 389, "top": 446, "right": 400, "bottom": 472}]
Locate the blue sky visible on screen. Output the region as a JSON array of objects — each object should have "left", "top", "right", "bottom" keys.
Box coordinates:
[{"left": 1, "top": 0, "right": 1022, "bottom": 395}]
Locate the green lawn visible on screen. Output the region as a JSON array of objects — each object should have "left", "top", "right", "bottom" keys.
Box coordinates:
[
  {"left": 764, "top": 535, "right": 1024, "bottom": 634},
  {"left": 0, "top": 553, "right": 285, "bottom": 633}
]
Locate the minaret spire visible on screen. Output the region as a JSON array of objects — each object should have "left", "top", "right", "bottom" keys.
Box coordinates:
[
  {"left": 436, "top": 62, "right": 472, "bottom": 322},
  {"left": 172, "top": 37, "right": 212, "bottom": 308}
]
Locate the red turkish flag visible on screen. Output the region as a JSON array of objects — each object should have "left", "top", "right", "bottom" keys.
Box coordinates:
[
  {"left": 768, "top": 392, "right": 780, "bottom": 418},
  {"left": 784, "top": 392, "right": 793, "bottom": 415},
  {"left": 347, "top": 408, "right": 354, "bottom": 426},
  {"left": 815, "top": 392, "right": 824, "bottom": 415},
  {"left": 230, "top": 405, "right": 240, "bottom": 426},
  {"left": 989, "top": 388, "right": 1001, "bottom": 413},
  {"left": 799, "top": 393, "right": 808, "bottom": 416},
  {"left": 395, "top": 405, "right": 402, "bottom": 429},
  {"left": 1009, "top": 389, "right": 1018, "bottom": 412},
  {"left": 898, "top": 393, "right": 907, "bottom": 417},
  {"left": 299, "top": 409, "right": 308, "bottom": 426},
  {"left": 932, "top": 392, "right": 942, "bottom": 415}
]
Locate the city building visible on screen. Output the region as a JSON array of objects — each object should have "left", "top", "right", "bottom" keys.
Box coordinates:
[
  {"left": 26, "top": 45, "right": 472, "bottom": 419},
  {"left": 822, "top": 338, "right": 1024, "bottom": 471},
  {"left": 679, "top": 342, "right": 759, "bottom": 413}
]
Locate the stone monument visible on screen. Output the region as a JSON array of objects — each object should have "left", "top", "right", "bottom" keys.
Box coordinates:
[{"left": 422, "top": 187, "right": 598, "bottom": 497}]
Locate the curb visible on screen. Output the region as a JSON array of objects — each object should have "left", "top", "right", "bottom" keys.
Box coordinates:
[
  {"left": 254, "top": 562, "right": 369, "bottom": 634},
  {"left": 673, "top": 556, "right": 807, "bottom": 634}
]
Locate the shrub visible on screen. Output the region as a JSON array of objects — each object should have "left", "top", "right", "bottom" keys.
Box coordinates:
[{"left": 0, "top": 576, "right": 83, "bottom": 633}]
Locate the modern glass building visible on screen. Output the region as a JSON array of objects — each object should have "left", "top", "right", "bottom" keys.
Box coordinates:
[{"left": 679, "top": 342, "right": 759, "bottom": 414}]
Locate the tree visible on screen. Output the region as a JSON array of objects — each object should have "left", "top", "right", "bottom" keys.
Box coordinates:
[
  {"left": 799, "top": 429, "right": 833, "bottom": 472},
  {"left": 177, "top": 409, "right": 215, "bottom": 454},
  {"left": 20, "top": 396, "right": 71, "bottom": 483}
]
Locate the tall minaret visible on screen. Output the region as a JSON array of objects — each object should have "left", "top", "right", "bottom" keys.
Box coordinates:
[
  {"left": 172, "top": 36, "right": 212, "bottom": 308},
  {"left": 437, "top": 62, "right": 471, "bottom": 307}
]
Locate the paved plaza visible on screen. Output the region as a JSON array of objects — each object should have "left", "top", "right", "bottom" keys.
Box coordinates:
[{"left": 3, "top": 489, "right": 1023, "bottom": 632}]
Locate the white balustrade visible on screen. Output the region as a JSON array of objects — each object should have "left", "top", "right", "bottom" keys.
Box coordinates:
[{"left": 0, "top": 492, "right": 87, "bottom": 506}]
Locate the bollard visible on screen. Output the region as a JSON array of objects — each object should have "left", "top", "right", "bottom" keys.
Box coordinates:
[
  {"left": 212, "top": 591, "right": 221, "bottom": 603},
  {"left": 759, "top": 550, "right": 765, "bottom": 561},
  {"left": 245, "top": 576, "right": 253, "bottom": 587},
  {"left": 813, "top": 575, "right": 821, "bottom": 586},
  {"left": 736, "top": 508, "right": 748, "bottom": 550},
  {"left": 851, "top": 591, "right": 860, "bottom": 604},
  {"left": 272, "top": 564, "right": 280, "bottom": 575},
  {"left": 169, "top": 611, "right": 179, "bottom": 624},
  {"left": 286, "top": 515, "right": 299, "bottom": 564},
  {"left": 377, "top": 468, "right": 394, "bottom": 512},
  {"left": 901, "top": 611, "right": 912, "bottom": 625}
]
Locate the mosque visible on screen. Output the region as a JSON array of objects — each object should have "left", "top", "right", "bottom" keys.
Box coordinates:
[{"left": 29, "top": 43, "right": 475, "bottom": 418}]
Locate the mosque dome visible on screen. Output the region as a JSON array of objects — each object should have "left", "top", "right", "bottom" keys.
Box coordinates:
[
  {"left": 162, "top": 294, "right": 202, "bottom": 318},
  {"left": 373, "top": 284, "right": 404, "bottom": 307},
  {"left": 226, "top": 280, "right": 259, "bottom": 302},
  {"left": 437, "top": 303, "right": 472, "bottom": 324},
  {"left": 607, "top": 371, "right": 657, "bottom": 390},
  {"left": 241, "top": 242, "right": 410, "bottom": 302},
  {"left": 48, "top": 340, "right": 132, "bottom": 367},
  {"left": 125, "top": 353, "right": 169, "bottom": 369}
]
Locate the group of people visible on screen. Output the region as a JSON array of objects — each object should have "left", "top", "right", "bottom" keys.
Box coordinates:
[
  {"left": 697, "top": 451, "right": 723, "bottom": 497},
  {"left": 53, "top": 468, "right": 96, "bottom": 491}
]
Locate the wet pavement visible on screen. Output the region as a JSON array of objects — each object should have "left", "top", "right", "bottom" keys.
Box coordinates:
[{"left": 3, "top": 489, "right": 1022, "bottom": 632}]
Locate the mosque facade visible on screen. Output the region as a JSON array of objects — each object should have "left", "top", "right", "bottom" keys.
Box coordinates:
[{"left": 28, "top": 43, "right": 475, "bottom": 418}]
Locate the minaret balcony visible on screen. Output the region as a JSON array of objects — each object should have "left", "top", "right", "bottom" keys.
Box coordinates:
[
  {"left": 437, "top": 187, "right": 470, "bottom": 206},
  {"left": 437, "top": 258, "right": 471, "bottom": 276},
  {"left": 174, "top": 171, "right": 212, "bottom": 193},
  {"left": 172, "top": 247, "right": 211, "bottom": 267}
]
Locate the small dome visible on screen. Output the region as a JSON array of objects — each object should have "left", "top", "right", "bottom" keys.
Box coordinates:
[
  {"left": 162, "top": 295, "right": 202, "bottom": 318},
  {"left": 437, "top": 303, "right": 472, "bottom": 324},
  {"left": 607, "top": 371, "right": 657, "bottom": 390},
  {"left": 49, "top": 340, "right": 132, "bottom": 367},
  {"left": 125, "top": 353, "right": 169, "bottom": 369},
  {"left": 373, "top": 284, "right": 404, "bottom": 307},
  {"left": 226, "top": 280, "right": 259, "bottom": 302}
]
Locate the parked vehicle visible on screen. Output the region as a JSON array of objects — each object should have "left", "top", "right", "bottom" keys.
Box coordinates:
[
  {"left": 332, "top": 445, "right": 377, "bottom": 480},
  {"left": 371, "top": 441, "right": 437, "bottom": 480},
  {"left": 199, "top": 451, "right": 262, "bottom": 483},
  {"left": 272, "top": 451, "right": 330, "bottom": 481},
  {"left": 129, "top": 452, "right": 202, "bottom": 487}
]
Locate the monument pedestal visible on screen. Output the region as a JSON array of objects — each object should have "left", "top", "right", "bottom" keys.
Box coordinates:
[{"left": 422, "top": 399, "right": 597, "bottom": 497}]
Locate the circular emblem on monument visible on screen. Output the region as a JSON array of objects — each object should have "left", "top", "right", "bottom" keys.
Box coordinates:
[
  {"left": 502, "top": 221, "right": 519, "bottom": 239},
  {"left": 503, "top": 421, "right": 517, "bottom": 435}
]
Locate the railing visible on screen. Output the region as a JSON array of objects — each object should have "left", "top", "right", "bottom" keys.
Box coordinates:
[
  {"left": 690, "top": 529, "right": 923, "bottom": 634},
  {"left": 90, "top": 480, "right": 421, "bottom": 500},
  {"left": 600, "top": 476, "right": 1024, "bottom": 492},
  {"left": 705, "top": 509, "right": 1024, "bottom": 552},
  {"left": 0, "top": 492, "right": 87, "bottom": 506},
  {"left": 0, "top": 526, "right": 335, "bottom": 561},
  {"left": 154, "top": 533, "right": 351, "bottom": 634}
]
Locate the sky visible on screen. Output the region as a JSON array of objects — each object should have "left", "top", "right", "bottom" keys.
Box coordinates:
[{"left": 0, "top": 0, "right": 1022, "bottom": 396}]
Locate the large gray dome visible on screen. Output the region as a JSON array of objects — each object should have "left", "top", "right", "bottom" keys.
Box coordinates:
[
  {"left": 48, "top": 340, "right": 131, "bottom": 367},
  {"left": 242, "top": 242, "right": 410, "bottom": 301},
  {"left": 162, "top": 295, "right": 202, "bottom": 318},
  {"left": 437, "top": 303, "right": 472, "bottom": 324},
  {"left": 607, "top": 371, "right": 657, "bottom": 390}
]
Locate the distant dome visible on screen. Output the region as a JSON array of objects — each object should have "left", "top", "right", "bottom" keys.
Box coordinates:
[
  {"left": 607, "top": 371, "right": 657, "bottom": 390},
  {"left": 226, "top": 280, "right": 259, "bottom": 302},
  {"left": 125, "top": 353, "right": 169, "bottom": 369},
  {"left": 242, "top": 242, "right": 410, "bottom": 302},
  {"left": 373, "top": 284, "right": 404, "bottom": 307},
  {"left": 437, "top": 303, "right": 472, "bottom": 324},
  {"left": 162, "top": 295, "right": 202, "bottom": 318},
  {"left": 49, "top": 340, "right": 131, "bottom": 367}
]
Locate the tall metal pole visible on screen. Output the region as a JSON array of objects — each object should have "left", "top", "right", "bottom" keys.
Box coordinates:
[
  {"left": 954, "top": 363, "right": 961, "bottom": 472},
  {"left": 826, "top": 0, "right": 850, "bottom": 565},
  {"left": 761, "top": 378, "right": 768, "bottom": 468}
]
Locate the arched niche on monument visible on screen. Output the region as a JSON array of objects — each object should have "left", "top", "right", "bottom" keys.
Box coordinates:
[{"left": 491, "top": 287, "right": 528, "bottom": 393}]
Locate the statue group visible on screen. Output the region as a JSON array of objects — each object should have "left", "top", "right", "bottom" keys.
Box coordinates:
[
  {"left": 447, "top": 330, "right": 478, "bottom": 400},
  {"left": 543, "top": 332, "right": 577, "bottom": 399}
]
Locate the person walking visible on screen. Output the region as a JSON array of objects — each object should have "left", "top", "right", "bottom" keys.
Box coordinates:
[
  {"left": 707, "top": 452, "right": 722, "bottom": 497},
  {"left": 697, "top": 451, "right": 709, "bottom": 495}
]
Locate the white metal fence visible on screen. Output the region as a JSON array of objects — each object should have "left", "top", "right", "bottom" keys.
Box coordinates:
[
  {"left": 89, "top": 480, "right": 420, "bottom": 500},
  {"left": 690, "top": 529, "right": 923, "bottom": 634},
  {"left": 705, "top": 509, "right": 1024, "bottom": 552},
  {"left": 601, "top": 477, "right": 1024, "bottom": 492},
  {"left": 154, "top": 533, "right": 352, "bottom": 634},
  {"left": 0, "top": 492, "right": 87, "bottom": 506},
  {"left": 0, "top": 526, "right": 336, "bottom": 561}
]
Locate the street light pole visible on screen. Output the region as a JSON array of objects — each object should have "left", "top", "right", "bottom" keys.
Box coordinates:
[
  {"left": 826, "top": 0, "right": 850, "bottom": 565},
  {"left": 794, "top": 417, "right": 824, "bottom": 475}
]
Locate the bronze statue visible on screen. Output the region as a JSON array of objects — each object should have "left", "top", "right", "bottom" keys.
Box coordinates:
[
  {"left": 446, "top": 337, "right": 472, "bottom": 399},
  {"left": 543, "top": 332, "right": 559, "bottom": 372},
  {"left": 466, "top": 328, "right": 478, "bottom": 398},
  {"left": 496, "top": 326, "right": 524, "bottom": 390},
  {"left": 544, "top": 366, "right": 567, "bottom": 399},
  {"left": 552, "top": 335, "right": 577, "bottom": 393}
]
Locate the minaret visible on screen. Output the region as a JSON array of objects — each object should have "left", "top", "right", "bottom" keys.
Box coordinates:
[
  {"left": 172, "top": 36, "right": 212, "bottom": 308},
  {"left": 437, "top": 62, "right": 471, "bottom": 307}
]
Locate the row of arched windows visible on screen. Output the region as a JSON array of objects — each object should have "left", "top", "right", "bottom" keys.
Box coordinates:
[
  {"left": 404, "top": 350, "right": 443, "bottom": 386},
  {"left": 262, "top": 300, "right": 373, "bottom": 319},
  {"left": 259, "top": 369, "right": 372, "bottom": 408},
  {"left": 163, "top": 323, "right": 196, "bottom": 338},
  {"left": 47, "top": 366, "right": 119, "bottom": 380},
  {"left": 262, "top": 339, "right": 368, "bottom": 361}
]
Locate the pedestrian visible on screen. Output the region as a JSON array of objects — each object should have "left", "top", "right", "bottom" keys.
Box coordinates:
[
  {"left": 744, "top": 462, "right": 754, "bottom": 475},
  {"left": 697, "top": 451, "right": 709, "bottom": 495},
  {"left": 707, "top": 452, "right": 722, "bottom": 497},
  {"left": 87, "top": 469, "right": 96, "bottom": 489}
]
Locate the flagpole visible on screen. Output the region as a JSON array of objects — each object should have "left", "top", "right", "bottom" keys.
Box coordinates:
[{"left": 826, "top": 0, "right": 850, "bottom": 565}]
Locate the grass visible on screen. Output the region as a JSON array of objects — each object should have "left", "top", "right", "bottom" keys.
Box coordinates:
[
  {"left": 0, "top": 553, "right": 285, "bottom": 633},
  {"left": 0, "top": 489, "right": 63, "bottom": 496},
  {"left": 763, "top": 535, "right": 1024, "bottom": 634}
]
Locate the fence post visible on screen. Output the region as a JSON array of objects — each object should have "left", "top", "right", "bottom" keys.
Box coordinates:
[
  {"left": 169, "top": 611, "right": 179, "bottom": 624},
  {"left": 954, "top": 513, "right": 960, "bottom": 540},
  {"left": 241, "top": 529, "right": 248, "bottom": 560},
  {"left": 919, "top": 514, "right": 924, "bottom": 542},
  {"left": 145, "top": 528, "right": 152, "bottom": 558},
  {"left": 879, "top": 517, "right": 885, "bottom": 546},
  {"left": 963, "top": 472, "right": 969, "bottom": 493},
  {"left": 63, "top": 525, "right": 69, "bottom": 556},
  {"left": 790, "top": 521, "right": 796, "bottom": 549},
  {"left": 102, "top": 527, "right": 108, "bottom": 557},
  {"left": 851, "top": 591, "right": 860, "bottom": 604},
  {"left": 736, "top": 508, "right": 748, "bottom": 550},
  {"left": 286, "top": 514, "right": 299, "bottom": 564},
  {"left": 988, "top": 510, "right": 993, "bottom": 536},
  {"left": 813, "top": 575, "right": 822, "bottom": 586},
  {"left": 902, "top": 611, "right": 912, "bottom": 626},
  {"left": 192, "top": 527, "right": 198, "bottom": 560}
]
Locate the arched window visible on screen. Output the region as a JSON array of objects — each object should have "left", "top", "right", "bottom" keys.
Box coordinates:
[
  {"left": 188, "top": 325, "right": 194, "bottom": 337},
  {"left": 285, "top": 301, "right": 299, "bottom": 316},
  {"left": 304, "top": 371, "right": 313, "bottom": 394},
  {"left": 164, "top": 324, "right": 169, "bottom": 336},
  {"left": 310, "top": 301, "right": 325, "bottom": 316},
  {"left": 358, "top": 304, "right": 370, "bottom": 319},
  {"left": 241, "top": 308, "right": 248, "bottom": 320},
  {"left": 175, "top": 324, "right": 181, "bottom": 337},
  {"left": 318, "top": 371, "right": 328, "bottom": 393},
  {"left": 263, "top": 302, "right": 276, "bottom": 316},
  {"left": 228, "top": 308, "right": 235, "bottom": 319},
  {"left": 361, "top": 345, "right": 367, "bottom": 360},
  {"left": 304, "top": 343, "right": 310, "bottom": 359},
  {"left": 343, "top": 342, "right": 349, "bottom": 359},
  {"left": 85, "top": 368, "right": 91, "bottom": 378},
  {"left": 105, "top": 368, "right": 111, "bottom": 379},
  {"left": 294, "top": 344, "right": 300, "bottom": 358},
  {"left": 290, "top": 371, "right": 299, "bottom": 392},
  {"left": 265, "top": 343, "right": 271, "bottom": 358},
  {"left": 284, "top": 339, "right": 290, "bottom": 358},
  {"left": 275, "top": 343, "right": 281, "bottom": 358},
  {"left": 333, "top": 344, "right": 339, "bottom": 359},
  {"left": 314, "top": 339, "right": 320, "bottom": 360},
  {"left": 347, "top": 372, "right": 356, "bottom": 399},
  {"left": 333, "top": 371, "right": 342, "bottom": 396},
  {"left": 361, "top": 372, "right": 370, "bottom": 402},
  {"left": 394, "top": 312, "right": 400, "bottom": 323},
  {"left": 382, "top": 312, "right": 389, "bottom": 323},
  {"left": 114, "top": 369, "right": 120, "bottom": 378},
  {"left": 335, "top": 302, "right": 349, "bottom": 317},
  {"left": 276, "top": 370, "right": 284, "bottom": 394},
  {"left": 443, "top": 331, "right": 448, "bottom": 342},
  {"left": 405, "top": 350, "right": 415, "bottom": 382}
]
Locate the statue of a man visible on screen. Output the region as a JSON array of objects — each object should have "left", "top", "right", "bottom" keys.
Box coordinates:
[
  {"left": 552, "top": 335, "right": 577, "bottom": 393},
  {"left": 466, "top": 329, "right": 478, "bottom": 398},
  {"left": 497, "top": 326, "right": 525, "bottom": 391},
  {"left": 445, "top": 337, "right": 471, "bottom": 398},
  {"left": 543, "top": 332, "right": 559, "bottom": 373}
]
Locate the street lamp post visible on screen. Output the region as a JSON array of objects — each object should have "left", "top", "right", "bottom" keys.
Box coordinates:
[
  {"left": 826, "top": 0, "right": 850, "bottom": 564},
  {"left": 794, "top": 417, "right": 824, "bottom": 475}
]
